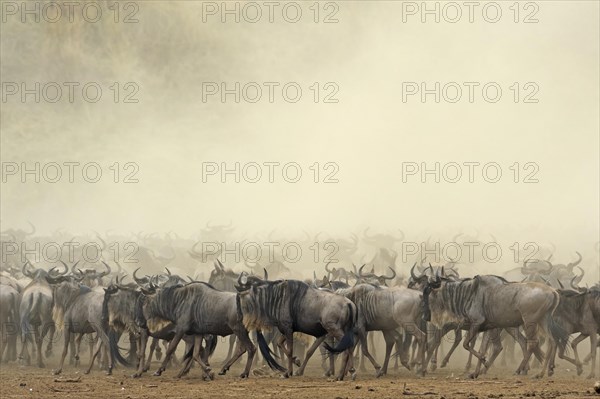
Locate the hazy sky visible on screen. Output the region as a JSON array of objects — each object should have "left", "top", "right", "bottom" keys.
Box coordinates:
[{"left": 1, "top": 1, "right": 598, "bottom": 274}]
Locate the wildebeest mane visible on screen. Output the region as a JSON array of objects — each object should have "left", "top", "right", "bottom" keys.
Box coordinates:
[{"left": 240, "top": 279, "right": 309, "bottom": 331}]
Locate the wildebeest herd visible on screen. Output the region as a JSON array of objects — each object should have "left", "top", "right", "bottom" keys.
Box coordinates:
[{"left": 1, "top": 223, "right": 599, "bottom": 385}]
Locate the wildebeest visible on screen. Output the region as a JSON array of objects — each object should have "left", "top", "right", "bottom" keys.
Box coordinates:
[
  {"left": 18, "top": 261, "right": 65, "bottom": 367},
  {"left": 550, "top": 287, "right": 600, "bottom": 378},
  {"left": 0, "top": 276, "right": 20, "bottom": 362},
  {"left": 134, "top": 280, "right": 256, "bottom": 378},
  {"left": 420, "top": 271, "right": 566, "bottom": 378},
  {"left": 332, "top": 283, "right": 427, "bottom": 377},
  {"left": 52, "top": 280, "right": 120, "bottom": 375},
  {"left": 235, "top": 273, "right": 357, "bottom": 380}
]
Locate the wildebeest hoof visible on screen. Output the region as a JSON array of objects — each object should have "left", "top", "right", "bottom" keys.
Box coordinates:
[
  {"left": 375, "top": 369, "right": 385, "bottom": 378},
  {"left": 37, "top": 363, "right": 45, "bottom": 368},
  {"left": 153, "top": 370, "right": 162, "bottom": 376},
  {"left": 351, "top": 372, "right": 357, "bottom": 381},
  {"left": 238, "top": 372, "right": 247, "bottom": 379},
  {"left": 52, "top": 369, "right": 62, "bottom": 375},
  {"left": 84, "top": 370, "right": 90, "bottom": 375},
  {"left": 281, "top": 372, "right": 290, "bottom": 379},
  {"left": 218, "top": 369, "right": 227, "bottom": 375},
  {"left": 468, "top": 372, "right": 478, "bottom": 379},
  {"left": 293, "top": 370, "right": 303, "bottom": 376},
  {"left": 131, "top": 373, "right": 142, "bottom": 378},
  {"left": 106, "top": 370, "right": 112, "bottom": 376},
  {"left": 293, "top": 357, "right": 302, "bottom": 367}
]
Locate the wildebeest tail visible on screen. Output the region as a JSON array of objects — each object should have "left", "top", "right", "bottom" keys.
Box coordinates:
[
  {"left": 324, "top": 303, "right": 355, "bottom": 354},
  {"left": 205, "top": 334, "right": 218, "bottom": 358},
  {"left": 109, "top": 330, "right": 131, "bottom": 367},
  {"left": 21, "top": 293, "right": 40, "bottom": 342},
  {"left": 257, "top": 330, "right": 286, "bottom": 372},
  {"left": 547, "top": 292, "right": 569, "bottom": 352}
]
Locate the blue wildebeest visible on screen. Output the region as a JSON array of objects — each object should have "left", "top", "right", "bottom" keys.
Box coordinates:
[
  {"left": 549, "top": 286, "right": 599, "bottom": 378},
  {"left": 0, "top": 275, "right": 20, "bottom": 362},
  {"left": 421, "top": 271, "right": 566, "bottom": 378},
  {"left": 51, "top": 279, "right": 125, "bottom": 375},
  {"left": 325, "top": 283, "right": 426, "bottom": 377},
  {"left": 18, "top": 261, "right": 68, "bottom": 367},
  {"left": 235, "top": 273, "right": 357, "bottom": 380},
  {"left": 134, "top": 280, "right": 256, "bottom": 379}
]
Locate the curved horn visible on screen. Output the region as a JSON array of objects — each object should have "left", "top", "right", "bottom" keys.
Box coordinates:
[
  {"left": 410, "top": 263, "right": 418, "bottom": 280},
  {"left": 570, "top": 275, "right": 580, "bottom": 290},
  {"left": 216, "top": 258, "right": 225, "bottom": 271},
  {"left": 165, "top": 267, "right": 171, "bottom": 275},
  {"left": 133, "top": 267, "right": 149, "bottom": 285},
  {"left": 574, "top": 266, "right": 585, "bottom": 285},
  {"left": 72, "top": 261, "right": 82, "bottom": 276},
  {"left": 263, "top": 268, "right": 268, "bottom": 280},
  {"left": 22, "top": 261, "right": 33, "bottom": 278},
  {"left": 567, "top": 252, "right": 583, "bottom": 269},
  {"left": 358, "top": 264, "right": 367, "bottom": 277},
  {"left": 383, "top": 266, "right": 396, "bottom": 280},
  {"left": 99, "top": 261, "right": 111, "bottom": 277},
  {"left": 57, "top": 260, "right": 70, "bottom": 275},
  {"left": 394, "top": 229, "right": 405, "bottom": 242},
  {"left": 25, "top": 221, "right": 36, "bottom": 236},
  {"left": 324, "top": 261, "right": 334, "bottom": 278},
  {"left": 363, "top": 227, "right": 376, "bottom": 241}
]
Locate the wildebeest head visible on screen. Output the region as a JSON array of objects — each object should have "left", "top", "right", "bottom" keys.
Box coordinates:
[
  {"left": 208, "top": 259, "right": 239, "bottom": 292},
  {"left": 72, "top": 261, "right": 111, "bottom": 286}
]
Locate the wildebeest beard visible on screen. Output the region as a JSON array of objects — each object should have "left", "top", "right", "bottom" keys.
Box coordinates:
[
  {"left": 53, "top": 282, "right": 92, "bottom": 331},
  {"left": 238, "top": 280, "right": 309, "bottom": 332}
]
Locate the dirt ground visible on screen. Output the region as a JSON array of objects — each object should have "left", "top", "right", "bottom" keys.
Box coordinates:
[{"left": 1, "top": 351, "right": 598, "bottom": 399}]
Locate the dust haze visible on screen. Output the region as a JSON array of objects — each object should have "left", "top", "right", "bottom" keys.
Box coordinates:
[{"left": 1, "top": 1, "right": 599, "bottom": 279}]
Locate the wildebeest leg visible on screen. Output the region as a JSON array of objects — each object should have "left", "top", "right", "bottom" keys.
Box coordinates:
[
  {"left": 0, "top": 327, "right": 6, "bottom": 363},
  {"left": 406, "top": 323, "right": 427, "bottom": 376},
  {"left": 222, "top": 335, "right": 237, "bottom": 366},
  {"left": 154, "top": 332, "right": 185, "bottom": 376},
  {"left": 224, "top": 329, "right": 255, "bottom": 378},
  {"left": 424, "top": 326, "right": 441, "bottom": 372},
  {"left": 154, "top": 339, "right": 162, "bottom": 360},
  {"left": 283, "top": 332, "right": 294, "bottom": 378},
  {"left": 18, "top": 327, "right": 31, "bottom": 366},
  {"left": 583, "top": 339, "right": 600, "bottom": 364},
  {"left": 128, "top": 332, "right": 138, "bottom": 364},
  {"left": 144, "top": 338, "right": 159, "bottom": 372},
  {"left": 295, "top": 335, "right": 328, "bottom": 376},
  {"left": 525, "top": 320, "right": 551, "bottom": 378},
  {"left": 441, "top": 329, "right": 462, "bottom": 368},
  {"left": 478, "top": 329, "right": 503, "bottom": 376},
  {"left": 177, "top": 335, "right": 213, "bottom": 379},
  {"left": 85, "top": 336, "right": 106, "bottom": 374},
  {"left": 44, "top": 323, "right": 55, "bottom": 358},
  {"left": 133, "top": 330, "right": 149, "bottom": 378},
  {"left": 359, "top": 331, "right": 381, "bottom": 374},
  {"left": 555, "top": 333, "right": 585, "bottom": 375},
  {"left": 34, "top": 324, "right": 45, "bottom": 368},
  {"left": 53, "top": 329, "right": 71, "bottom": 375},
  {"left": 463, "top": 325, "right": 487, "bottom": 378},
  {"left": 587, "top": 332, "right": 597, "bottom": 379},
  {"left": 377, "top": 330, "right": 396, "bottom": 377},
  {"left": 573, "top": 334, "right": 589, "bottom": 374}
]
